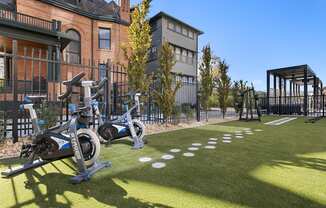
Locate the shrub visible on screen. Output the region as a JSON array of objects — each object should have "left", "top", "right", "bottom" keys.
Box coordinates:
[
  {"left": 172, "top": 105, "right": 182, "bottom": 125},
  {"left": 181, "top": 103, "right": 195, "bottom": 121},
  {"left": 37, "top": 102, "right": 60, "bottom": 129}
]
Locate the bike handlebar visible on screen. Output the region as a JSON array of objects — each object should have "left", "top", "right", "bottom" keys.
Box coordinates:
[{"left": 58, "top": 73, "right": 85, "bottom": 100}]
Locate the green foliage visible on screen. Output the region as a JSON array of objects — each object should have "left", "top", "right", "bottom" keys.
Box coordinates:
[
  {"left": 216, "top": 60, "right": 231, "bottom": 118},
  {"left": 153, "top": 42, "right": 181, "bottom": 124},
  {"left": 37, "top": 102, "right": 60, "bottom": 129},
  {"left": 181, "top": 103, "right": 195, "bottom": 121},
  {"left": 232, "top": 80, "right": 248, "bottom": 113},
  {"left": 172, "top": 105, "right": 182, "bottom": 124},
  {"left": 122, "top": 0, "right": 152, "bottom": 93},
  {"left": 208, "top": 93, "right": 219, "bottom": 107},
  {"left": 199, "top": 45, "right": 215, "bottom": 121}
]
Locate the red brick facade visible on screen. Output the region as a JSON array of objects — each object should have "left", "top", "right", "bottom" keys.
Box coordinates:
[{"left": 15, "top": 0, "right": 130, "bottom": 64}]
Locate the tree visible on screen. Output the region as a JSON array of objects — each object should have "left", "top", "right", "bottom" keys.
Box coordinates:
[
  {"left": 122, "top": 0, "right": 152, "bottom": 92},
  {"left": 216, "top": 60, "right": 231, "bottom": 118},
  {"left": 232, "top": 80, "right": 248, "bottom": 114},
  {"left": 199, "top": 45, "right": 214, "bottom": 122},
  {"left": 153, "top": 42, "right": 181, "bottom": 124}
]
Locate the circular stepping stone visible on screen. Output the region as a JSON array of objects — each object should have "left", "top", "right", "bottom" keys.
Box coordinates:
[
  {"left": 204, "top": 145, "right": 216, "bottom": 149},
  {"left": 183, "top": 152, "right": 195, "bottom": 157},
  {"left": 188, "top": 147, "right": 199, "bottom": 151},
  {"left": 235, "top": 134, "right": 243, "bottom": 136},
  {"left": 139, "top": 157, "right": 152, "bottom": 163},
  {"left": 192, "top": 143, "right": 202, "bottom": 147},
  {"left": 254, "top": 129, "right": 263, "bottom": 132},
  {"left": 223, "top": 137, "right": 232, "bottom": 140},
  {"left": 235, "top": 136, "right": 244, "bottom": 139},
  {"left": 152, "top": 162, "right": 166, "bottom": 169},
  {"left": 161, "top": 154, "right": 175, "bottom": 160},
  {"left": 246, "top": 132, "right": 254, "bottom": 135},
  {"left": 223, "top": 140, "right": 232, "bottom": 143},
  {"left": 244, "top": 128, "right": 251, "bottom": 131},
  {"left": 224, "top": 134, "right": 232, "bottom": 137},
  {"left": 208, "top": 141, "right": 217, "bottom": 145},
  {"left": 170, "top": 149, "right": 181, "bottom": 153},
  {"left": 209, "top": 138, "right": 218, "bottom": 141}
]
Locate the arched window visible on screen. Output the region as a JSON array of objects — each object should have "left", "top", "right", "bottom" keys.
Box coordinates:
[{"left": 64, "top": 29, "right": 81, "bottom": 64}]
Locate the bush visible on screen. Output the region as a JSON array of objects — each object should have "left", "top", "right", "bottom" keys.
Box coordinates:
[
  {"left": 181, "top": 103, "right": 195, "bottom": 121},
  {"left": 37, "top": 102, "right": 60, "bottom": 129},
  {"left": 172, "top": 105, "right": 182, "bottom": 125}
]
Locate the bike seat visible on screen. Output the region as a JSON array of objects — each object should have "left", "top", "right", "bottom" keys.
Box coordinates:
[{"left": 62, "top": 72, "right": 85, "bottom": 87}]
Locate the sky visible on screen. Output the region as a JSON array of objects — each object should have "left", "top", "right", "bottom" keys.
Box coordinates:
[{"left": 130, "top": 0, "right": 326, "bottom": 91}]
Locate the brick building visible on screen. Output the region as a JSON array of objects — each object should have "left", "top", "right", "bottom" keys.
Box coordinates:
[{"left": 0, "top": 0, "right": 130, "bottom": 99}]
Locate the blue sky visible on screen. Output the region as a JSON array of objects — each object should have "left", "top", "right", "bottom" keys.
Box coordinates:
[{"left": 130, "top": 0, "right": 326, "bottom": 91}]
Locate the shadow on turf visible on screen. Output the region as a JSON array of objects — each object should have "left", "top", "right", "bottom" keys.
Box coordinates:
[
  {"left": 2, "top": 119, "right": 326, "bottom": 208},
  {"left": 129, "top": 126, "right": 326, "bottom": 208},
  {"left": 269, "top": 157, "right": 326, "bottom": 171},
  {"left": 7, "top": 169, "right": 172, "bottom": 208}
]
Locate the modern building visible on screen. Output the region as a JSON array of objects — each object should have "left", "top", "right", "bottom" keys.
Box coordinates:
[
  {"left": 147, "top": 12, "right": 203, "bottom": 105},
  {"left": 0, "top": 0, "right": 130, "bottom": 99}
]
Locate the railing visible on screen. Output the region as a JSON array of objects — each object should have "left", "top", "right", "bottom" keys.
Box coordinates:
[
  {"left": 259, "top": 95, "right": 326, "bottom": 117},
  {"left": 0, "top": 8, "right": 59, "bottom": 32}
]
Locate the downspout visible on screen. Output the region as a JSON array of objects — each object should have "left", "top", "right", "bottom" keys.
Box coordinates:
[
  {"left": 91, "top": 19, "right": 94, "bottom": 79},
  {"left": 196, "top": 34, "right": 200, "bottom": 122}
]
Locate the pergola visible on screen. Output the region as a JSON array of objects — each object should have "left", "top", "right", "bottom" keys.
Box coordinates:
[{"left": 266, "top": 65, "right": 323, "bottom": 116}]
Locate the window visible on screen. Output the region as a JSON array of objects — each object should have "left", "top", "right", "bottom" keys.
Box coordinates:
[
  {"left": 182, "top": 27, "right": 188, "bottom": 36},
  {"left": 182, "top": 49, "right": 187, "bottom": 62},
  {"left": 99, "top": 28, "right": 111, "bottom": 49},
  {"left": 188, "top": 31, "right": 194, "bottom": 39},
  {"left": 175, "top": 47, "right": 181, "bottom": 61},
  {"left": 168, "top": 21, "right": 175, "bottom": 30},
  {"left": 99, "top": 64, "right": 107, "bottom": 80},
  {"left": 188, "top": 51, "right": 194, "bottom": 64},
  {"left": 0, "top": 57, "right": 4, "bottom": 80},
  {"left": 175, "top": 24, "right": 181, "bottom": 33},
  {"left": 148, "top": 46, "right": 158, "bottom": 61},
  {"left": 64, "top": 29, "right": 81, "bottom": 64}
]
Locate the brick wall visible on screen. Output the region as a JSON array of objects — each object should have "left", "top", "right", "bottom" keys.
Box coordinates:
[{"left": 16, "top": 0, "right": 129, "bottom": 64}]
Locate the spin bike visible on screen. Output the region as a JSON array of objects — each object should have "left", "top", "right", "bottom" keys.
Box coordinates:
[
  {"left": 1, "top": 73, "right": 110, "bottom": 184},
  {"left": 87, "top": 78, "right": 146, "bottom": 149}
]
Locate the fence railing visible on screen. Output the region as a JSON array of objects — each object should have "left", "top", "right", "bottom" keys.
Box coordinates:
[
  {"left": 0, "top": 43, "right": 204, "bottom": 140},
  {"left": 259, "top": 95, "right": 325, "bottom": 117},
  {"left": 0, "top": 8, "right": 59, "bottom": 32}
]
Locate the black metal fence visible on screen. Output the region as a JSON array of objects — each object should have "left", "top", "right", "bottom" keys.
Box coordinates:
[
  {"left": 258, "top": 95, "right": 326, "bottom": 118},
  {"left": 0, "top": 42, "right": 205, "bottom": 140}
]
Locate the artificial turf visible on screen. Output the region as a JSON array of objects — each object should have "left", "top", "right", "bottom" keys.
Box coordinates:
[{"left": 0, "top": 116, "right": 326, "bottom": 208}]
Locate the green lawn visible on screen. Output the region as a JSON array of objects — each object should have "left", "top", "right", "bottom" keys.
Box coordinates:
[{"left": 1, "top": 116, "right": 326, "bottom": 208}]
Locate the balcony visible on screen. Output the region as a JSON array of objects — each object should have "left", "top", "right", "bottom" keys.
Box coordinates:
[{"left": 0, "top": 8, "right": 61, "bottom": 34}]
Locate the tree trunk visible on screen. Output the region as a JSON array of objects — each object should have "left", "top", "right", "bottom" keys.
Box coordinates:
[{"left": 206, "top": 110, "right": 208, "bottom": 122}]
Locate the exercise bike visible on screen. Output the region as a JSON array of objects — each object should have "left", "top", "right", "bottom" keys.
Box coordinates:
[
  {"left": 1, "top": 73, "right": 110, "bottom": 184},
  {"left": 88, "top": 78, "right": 146, "bottom": 149}
]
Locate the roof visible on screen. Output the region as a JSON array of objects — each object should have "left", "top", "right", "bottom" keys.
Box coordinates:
[
  {"left": 0, "top": 0, "right": 15, "bottom": 10},
  {"left": 150, "top": 11, "right": 204, "bottom": 35},
  {"left": 267, "top": 65, "right": 317, "bottom": 80},
  {"left": 40, "top": 0, "right": 129, "bottom": 25}
]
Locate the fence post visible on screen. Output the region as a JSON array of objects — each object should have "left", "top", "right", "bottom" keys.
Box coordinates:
[
  {"left": 12, "top": 40, "right": 18, "bottom": 142},
  {"left": 323, "top": 94, "right": 325, "bottom": 117},
  {"left": 106, "top": 59, "right": 111, "bottom": 118},
  {"left": 147, "top": 79, "right": 152, "bottom": 122},
  {"left": 196, "top": 91, "right": 200, "bottom": 122}
]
